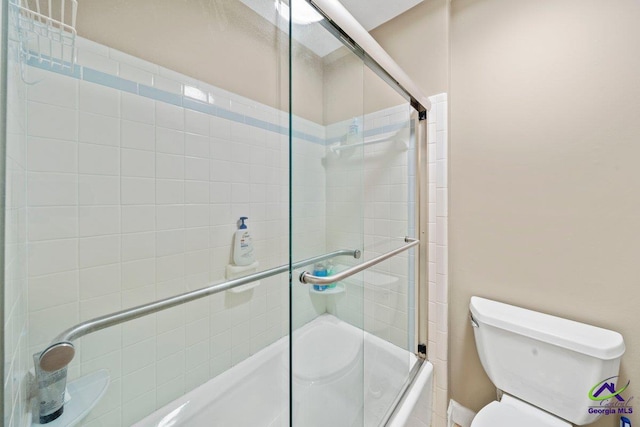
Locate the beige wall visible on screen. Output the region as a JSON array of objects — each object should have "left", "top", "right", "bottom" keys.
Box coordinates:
[
  {"left": 449, "top": 1, "right": 640, "bottom": 425},
  {"left": 75, "top": 0, "right": 448, "bottom": 126},
  {"left": 321, "top": 0, "right": 449, "bottom": 124},
  {"left": 375, "top": 0, "right": 640, "bottom": 424},
  {"left": 75, "top": 0, "right": 324, "bottom": 123},
  {"left": 322, "top": 49, "right": 364, "bottom": 124},
  {"left": 322, "top": 47, "right": 409, "bottom": 124},
  {"left": 371, "top": 0, "right": 449, "bottom": 100}
]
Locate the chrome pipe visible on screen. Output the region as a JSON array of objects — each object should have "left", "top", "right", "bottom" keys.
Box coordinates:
[
  {"left": 38, "top": 248, "right": 361, "bottom": 372},
  {"left": 299, "top": 237, "right": 419, "bottom": 285}
]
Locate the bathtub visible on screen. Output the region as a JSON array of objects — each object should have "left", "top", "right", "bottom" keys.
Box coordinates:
[{"left": 135, "top": 314, "right": 432, "bottom": 427}]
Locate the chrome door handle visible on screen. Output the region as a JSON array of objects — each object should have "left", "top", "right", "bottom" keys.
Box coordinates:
[{"left": 299, "top": 237, "right": 419, "bottom": 285}]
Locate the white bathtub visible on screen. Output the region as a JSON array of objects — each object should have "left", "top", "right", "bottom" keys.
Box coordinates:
[{"left": 135, "top": 314, "right": 432, "bottom": 427}]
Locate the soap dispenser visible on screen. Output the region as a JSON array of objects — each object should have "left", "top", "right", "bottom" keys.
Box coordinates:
[
  {"left": 233, "top": 217, "right": 254, "bottom": 266},
  {"left": 346, "top": 117, "right": 359, "bottom": 143}
]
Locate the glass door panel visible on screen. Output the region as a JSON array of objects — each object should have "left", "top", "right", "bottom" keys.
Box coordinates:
[
  {"left": 290, "top": 2, "right": 419, "bottom": 426},
  {"left": 361, "top": 66, "right": 416, "bottom": 425},
  {"left": 290, "top": 5, "right": 366, "bottom": 426},
  {"left": 3, "top": 0, "right": 292, "bottom": 425}
]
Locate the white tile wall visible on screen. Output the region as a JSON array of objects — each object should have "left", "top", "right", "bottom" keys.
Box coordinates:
[
  {"left": 4, "top": 26, "right": 30, "bottom": 427},
  {"left": 427, "top": 93, "right": 449, "bottom": 427},
  {"left": 324, "top": 104, "right": 414, "bottom": 350},
  {"left": 290, "top": 115, "right": 331, "bottom": 328},
  {"left": 20, "top": 38, "right": 327, "bottom": 426}
]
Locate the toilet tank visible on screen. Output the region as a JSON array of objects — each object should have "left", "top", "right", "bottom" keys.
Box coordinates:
[{"left": 469, "top": 297, "right": 625, "bottom": 425}]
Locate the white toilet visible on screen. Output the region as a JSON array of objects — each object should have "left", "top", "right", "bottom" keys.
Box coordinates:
[{"left": 469, "top": 296, "right": 626, "bottom": 427}]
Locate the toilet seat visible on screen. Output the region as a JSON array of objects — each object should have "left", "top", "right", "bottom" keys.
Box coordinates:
[{"left": 471, "top": 395, "right": 572, "bottom": 427}]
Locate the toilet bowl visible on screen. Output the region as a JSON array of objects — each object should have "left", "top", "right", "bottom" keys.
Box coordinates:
[{"left": 469, "top": 297, "right": 625, "bottom": 426}]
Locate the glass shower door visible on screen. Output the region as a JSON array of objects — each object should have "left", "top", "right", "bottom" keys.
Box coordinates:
[
  {"left": 1, "top": 0, "right": 422, "bottom": 424},
  {"left": 3, "top": 1, "right": 294, "bottom": 426},
  {"left": 289, "top": 2, "right": 419, "bottom": 425},
  {"left": 290, "top": 10, "right": 366, "bottom": 425}
]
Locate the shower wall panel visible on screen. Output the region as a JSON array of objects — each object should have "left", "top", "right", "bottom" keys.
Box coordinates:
[
  {"left": 324, "top": 104, "right": 414, "bottom": 350},
  {"left": 4, "top": 20, "right": 29, "bottom": 427},
  {"left": 23, "top": 37, "right": 326, "bottom": 426}
]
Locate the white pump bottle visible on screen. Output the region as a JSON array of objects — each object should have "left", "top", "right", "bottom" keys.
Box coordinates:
[{"left": 233, "top": 217, "right": 254, "bottom": 266}]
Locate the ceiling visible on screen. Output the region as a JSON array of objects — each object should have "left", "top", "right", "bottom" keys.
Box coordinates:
[
  {"left": 339, "top": 0, "right": 423, "bottom": 30},
  {"left": 238, "top": 0, "right": 423, "bottom": 57}
]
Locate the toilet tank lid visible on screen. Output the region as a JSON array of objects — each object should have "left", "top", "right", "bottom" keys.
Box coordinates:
[{"left": 470, "top": 297, "right": 625, "bottom": 360}]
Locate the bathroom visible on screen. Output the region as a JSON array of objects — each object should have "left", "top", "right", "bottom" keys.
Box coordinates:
[{"left": 1, "top": 0, "right": 638, "bottom": 427}]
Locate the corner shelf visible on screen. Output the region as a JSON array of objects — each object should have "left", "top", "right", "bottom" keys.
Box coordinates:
[
  {"left": 31, "top": 369, "right": 110, "bottom": 427},
  {"left": 309, "top": 282, "right": 345, "bottom": 295}
]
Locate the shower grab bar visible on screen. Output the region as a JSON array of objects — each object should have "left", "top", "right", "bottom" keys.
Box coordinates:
[
  {"left": 37, "top": 248, "right": 361, "bottom": 372},
  {"left": 299, "top": 237, "right": 419, "bottom": 285},
  {"left": 329, "top": 130, "right": 408, "bottom": 154}
]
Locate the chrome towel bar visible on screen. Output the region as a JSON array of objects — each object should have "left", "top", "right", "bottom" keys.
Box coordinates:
[
  {"left": 329, "top": 129, "right": 408, "bottom": 154},
  {"left": 37, "top": 248, "right": 361, "bottom": 373},
  {"left": 299, "top": 237, "right": 419, "bottom": 285}
]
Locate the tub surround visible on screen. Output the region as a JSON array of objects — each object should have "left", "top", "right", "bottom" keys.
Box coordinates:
[
  {"left": 324, "top": 105, "right": 415, "bottom": 350},
  {"left": 18, "top": 35, "right": 420, "bottom": 426},
  {"left": 23, "top": 36, "right": 315, "bottom": 426}
]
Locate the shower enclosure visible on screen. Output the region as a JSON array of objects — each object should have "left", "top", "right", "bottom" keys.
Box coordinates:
[{"left": 1, "top": 0, "right": 430, "bottom": 425}]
